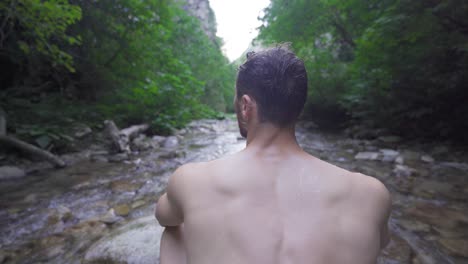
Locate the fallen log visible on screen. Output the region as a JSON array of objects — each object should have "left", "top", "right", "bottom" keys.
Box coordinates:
[
  {"left": 0, "top": 135, "right": 66, "bottom": 168},
  {"left": 104, "top": 120, "right": 127, "bottom": 152},
  {"left": 104, "top": 120, "right": 149, "bottom": 153}
]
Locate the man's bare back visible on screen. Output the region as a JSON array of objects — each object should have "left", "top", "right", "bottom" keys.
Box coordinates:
[
  {"left": 157, "top": 145, "right": 391, "bottom": 264},
  {"left": 155, "top": 46, "right": 391, "bottom": 264}
]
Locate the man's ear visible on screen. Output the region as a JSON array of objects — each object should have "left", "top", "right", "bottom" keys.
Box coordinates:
[{"left": 241, "top": 94, "right": 254, "bottom": 120}]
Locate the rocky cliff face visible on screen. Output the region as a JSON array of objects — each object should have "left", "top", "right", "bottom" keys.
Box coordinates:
[{"left": 182, "top": 0, "right": 217, "bottom": 42}]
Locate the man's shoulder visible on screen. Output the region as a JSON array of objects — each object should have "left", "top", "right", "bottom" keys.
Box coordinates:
[
  {"left": 351, "top": 173, "right": 390, "bottom": 196},
  {"left": 172, "top": 161, "right": 208, "bottom": 179},
  {"left": 348, "top": 172, "right": 392, "bottom": 211},
  {"left": 171, "top": 157, "right": 228, "bottom": 181}
]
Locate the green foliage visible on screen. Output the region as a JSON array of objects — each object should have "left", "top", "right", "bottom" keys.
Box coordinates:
[
  {"left": 257, "top": 0, "right": 468, "bottom": 140},
  {"left": 69, "top": 0, "right": 235, "bottom": 132},
  {"left": 0, "top": 0, "right": 81, "bottom": 71},
  {"left": 2, "top": 0, "right": 236, "bottom": 135}
]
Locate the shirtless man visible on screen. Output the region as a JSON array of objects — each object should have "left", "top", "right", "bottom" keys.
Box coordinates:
[{"left": 155, "top": 46, "right": 392, "bottom": 264}]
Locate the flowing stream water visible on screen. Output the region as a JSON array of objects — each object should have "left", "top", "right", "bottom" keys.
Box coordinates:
[{"left": 0, "top": 119, "right": 467, "bottom": 263}]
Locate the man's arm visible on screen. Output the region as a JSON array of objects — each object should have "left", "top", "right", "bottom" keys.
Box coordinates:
[
  {"left": 375, "top": 180, "right": 392, "bottom": 249},
  {"left": 357, "top": 173, "right": 392, "bottom": 249},
  {"left": 155, "top": 165, "right": 188, "bottom": 227}
]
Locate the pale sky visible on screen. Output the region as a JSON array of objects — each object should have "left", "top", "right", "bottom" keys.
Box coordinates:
[{"left": 209, "top": 0, "right": 271, "bottom": 61}]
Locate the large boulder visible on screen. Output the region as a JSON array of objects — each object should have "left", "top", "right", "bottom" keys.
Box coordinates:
[{"left": 84, "top": 216, "right": 163, "bottom": 264}]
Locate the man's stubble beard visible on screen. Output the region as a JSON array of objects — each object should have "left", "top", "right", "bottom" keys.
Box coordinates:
[{"left": 235, "top": 101, "right": 248, "bottom": 138}]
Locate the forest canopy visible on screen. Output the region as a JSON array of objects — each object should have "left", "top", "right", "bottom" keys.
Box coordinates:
[
  {"left": 0, "top": 0, "right": 235, "bottom": 135},
  {"left": 257, "top": 0, "right": 468, "bottom": 141}
]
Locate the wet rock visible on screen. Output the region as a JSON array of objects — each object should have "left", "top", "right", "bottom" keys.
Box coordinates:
[
  {"left": 73, "top": 123, "right": 92, "bottom": 138},
  {"left": 358, "top": 164, "right": 391, "bottom": 180},
  {"left": 23, "top": 193, "right": 37, "bottom": 203},
  {"left": 401, "top": 150, "right": 421, "bottom": 163},
  {"left": 65, "top": 220, "right": 108, "bottom": 245},
  {"left": 421, "top": 155, "right": 435, "bottom": 163},
  {"left": 132, "top": 200, "right": 147, "bottom": 209},
  {"left": 0, "top": 166, "right": 26, "bottom": 180},
  {"left": 379, "top": 149, "right": 400, "bottom": 162},
  {"left": 379, "top": 233, "right": 412, "bottom": 263},
  {"left": 438, "top": 238, "right": 468, "bottom": 258},
  {"left": 378, "top": 135, "right": 402, "bottom": 143},
  {"left": 159, "top": 150, "right": 178, "bottom": 159},
  {"left": 413, "top": 180, "right": 453, "bottom": 199},
  {"left": 398, "top": 219, "right": 431, "bottom": 233},
  {"left": 364, "top": 145, "right": 379, "bottom": 152},
  {"left": 393, "top": 164, "right": 416, "bottom": 177},
  {"left": 90, "top": 149, "right": 109, "bottom": 156},
  {"left": 439, "top": 162, "right": 468, "bottom": 171},
  {"left": 114, "top": 204, "right": 131, "bottom": 216},
  {"left": 91, "top": 155, "right": 108, "bottom": 163},
  {"left": 84, "top": 216, "right": 163, "bottom": 264},
  {"left": 71, "top": 180, "right": 92, "bottom": 191},
  {"left": 395, "top": 156, "right": 404, "bottom": 164},
  {"left": 131, "top": 134, "right": 153, "bottom": 151},
  {"left": 354, "top": 151, "right": 380, "bottom": 160},
  {"left": 60, "top": 150, "right": 91, "bottom": 165},
  {"left": 110, "top": 180, "right": 142, "bottom": 193},
  {"left": 99, "top": 209, "right": 123, "bottom": 224},
  {"left": 163, "top": 136, "right": 179, "bottom": 148},
  {"left": 56, "top": 205, "right": 73, "bottom": 222},
  {"left": 152, "top": 135, "right": 166, "bottom": 145},
  {"left": 35, "top": 135, "right": 52, "bottom": 149},
  {"left": 47, "top": 206, "right": 73, "bottom": 225},
  {"left": 433, "top": 226, "right": 468, "bottom": 239},
  {"left": 405, "top": 203, "right": 468, "bottom": 229},
  {"left": 108, "top": 153, "right": 128, "bottom": 162},
  {"left": 39, "top": 235, "right": 68, "bottom": 258}
]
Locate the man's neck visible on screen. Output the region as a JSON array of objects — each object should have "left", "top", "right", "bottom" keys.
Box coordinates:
[{"left": 245, "top": 122, "right": 302, "bottom": 153}]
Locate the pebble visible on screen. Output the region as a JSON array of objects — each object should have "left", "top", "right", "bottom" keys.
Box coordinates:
[
  {"left": 99, "top": 209, "right": 122, "bottom": 224},
  {"left": 114, "top": 204, "right": 131, "bottom": 216},
  {"left": 421, "top": 155, "right": 435, "bottom": 163},
  {"left": 110, "top": 180, "right": 142, "bottom": 192},
  {"left": 395, "top": 156, "right": 404, "bottom": 164},
  {"left": 354, "top": 152, "right": 380, "bottom": 160},
  {"left": 131, "top": 200, "right": 146, "bottom": 209},
  {"left": 393, "top": 164, "right": 415, "bottom": 177}
]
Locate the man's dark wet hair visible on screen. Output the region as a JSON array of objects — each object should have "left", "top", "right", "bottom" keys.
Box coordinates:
[{"left": 236, "top": 44, "right": 308, "bottom": 127}]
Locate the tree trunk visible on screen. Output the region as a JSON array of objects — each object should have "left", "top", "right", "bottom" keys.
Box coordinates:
[{"left": 0, "top": 135, "right": 66, "bottom": 167}]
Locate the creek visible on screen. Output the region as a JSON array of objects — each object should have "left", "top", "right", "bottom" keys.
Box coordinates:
[{"left": 0, "top": 119, "right": 467, "bottom": 264}]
